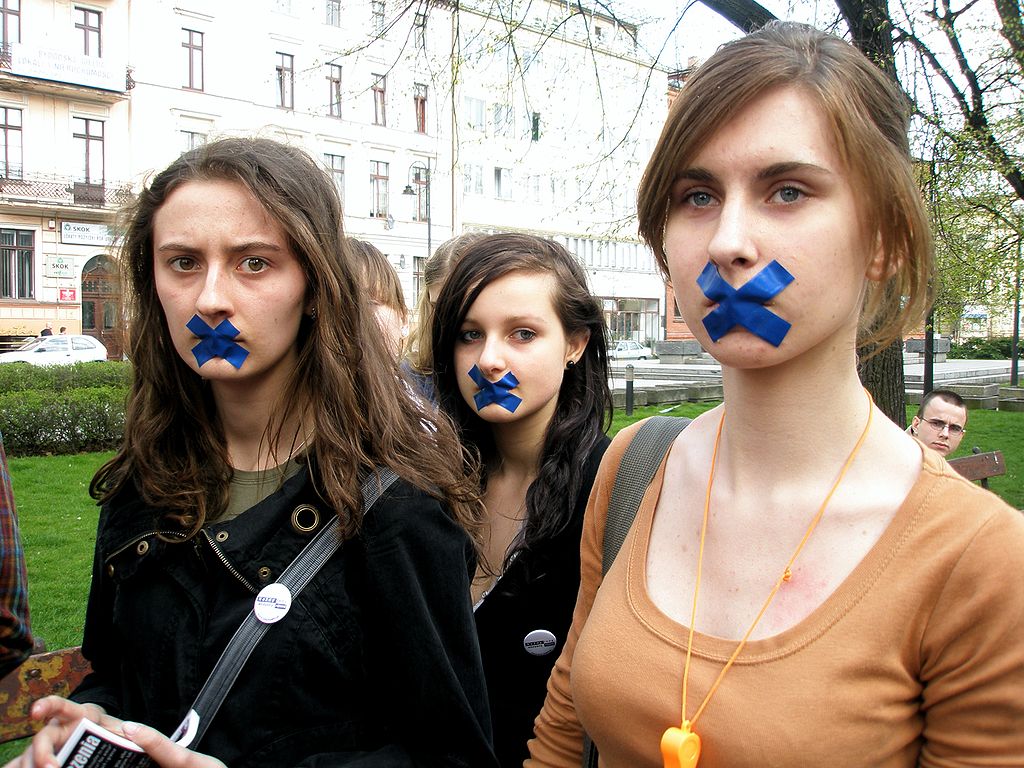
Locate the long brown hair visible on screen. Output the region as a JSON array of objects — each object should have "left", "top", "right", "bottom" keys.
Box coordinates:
[
  {"left": 92, "top": 137, "right": 482, "bottom": 543},
  {"left": 637, "top": 22, "right": 932, "bottom": 350}
]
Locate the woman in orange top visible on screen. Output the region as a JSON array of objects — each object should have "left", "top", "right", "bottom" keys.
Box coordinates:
[{"left": 527, "top": 22, "right": 1024, "bottom": 768}]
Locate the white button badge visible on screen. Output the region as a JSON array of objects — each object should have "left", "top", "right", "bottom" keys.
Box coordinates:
[
  {"left": 523, "top": 629, "right": 557, "bottom": 656},
  {"left": 254, "top": 582, "right": 292, "bottom": 624}
]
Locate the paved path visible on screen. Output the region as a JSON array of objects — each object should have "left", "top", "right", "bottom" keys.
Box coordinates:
[{"left": 607, "top": 358, "right": 1016, "bottom": 399}]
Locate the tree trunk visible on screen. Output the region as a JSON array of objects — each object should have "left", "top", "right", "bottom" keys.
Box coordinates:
[{"left": 858, "top": 340, "right": 908, "bottom": 428}]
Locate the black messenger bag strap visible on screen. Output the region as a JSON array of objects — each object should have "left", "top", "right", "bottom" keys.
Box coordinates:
[
  {"left": 582, "top": 417, "right": 690, "bottom": 768},
  {"left": 184, "top": 467, "right": 400, "bottom": 747}
]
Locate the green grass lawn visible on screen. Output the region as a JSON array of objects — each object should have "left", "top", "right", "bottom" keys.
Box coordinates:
[
  {"left": 9, "top": 451, "right": 113, "bottom": 651},
  {"left": 0, "top": 403, "right": 1018, "bottom": 759}
]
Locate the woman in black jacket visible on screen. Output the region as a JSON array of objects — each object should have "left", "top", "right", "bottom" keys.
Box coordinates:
[
  {"left": 431, "top": 234, "right": 612, "bottom": 767},
  {"left": 11, "top": 138, "right": 496, "bottom": 768}
]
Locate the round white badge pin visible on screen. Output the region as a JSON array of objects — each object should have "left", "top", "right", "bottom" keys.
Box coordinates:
[
  {"left": 253, "top": 583, "right": 292, "bottom": 624},
  {"left": 523, "top": 629, "right": 557, "bottom": 656}
]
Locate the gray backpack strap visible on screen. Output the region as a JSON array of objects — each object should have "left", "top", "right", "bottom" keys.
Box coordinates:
[
  {"left": 601, "top": 416, "right": 690, "bottom": 574},
  {"left": 186, "top": 467, "right": 400, "bottom": 747},
  {"left": 583, "top": 416, "right": 689, "bottom": 767}
]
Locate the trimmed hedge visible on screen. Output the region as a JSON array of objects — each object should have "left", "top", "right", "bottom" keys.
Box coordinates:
[
  {"left": 0, "top": 361, "right": 132, "bottom": 394},
  {"left": 948, "top": 336, "right": 1014, "bottom": 360},
  {"left": 0, "top": 386, "right": 126, "bottom": 456}
]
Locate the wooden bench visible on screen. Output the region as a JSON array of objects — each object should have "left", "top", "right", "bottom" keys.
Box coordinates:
[
  {"left": 948, "top": 449, "right": 1006, "bottom": 489},
  {"left": 0, "top": 646, "right": 91, "bottom": 743}
]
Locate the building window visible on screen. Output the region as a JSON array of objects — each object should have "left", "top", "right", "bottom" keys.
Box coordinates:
[
  {"left": 74, "top": 6, "right": 101, "bottom": 57},
  {"left": 463, "top": 97, "right": 485, "bottom": 132},
  {"left": 181, "top": 130, "right": 205, "bottom": 152},
  {"left": 276, "top": 52, "right": 294, "bottom": 109},
  {"left": 327, "top": 64, "right": 342, "bottom": 117},
  {"left": 1, "top": 0, "right": 20, "bottom": 46},
  {"left": 494, "top": 167, "right": 513, "bottom": 200},
  {"left": 0, "top": 228, "right": 33, "bottom": 300},
  {"left": 413, "top": 12, "right": 426, "bottom": 49},
  {"left": 413, "top": 255, "right": 426, "bottom": 304},
  {"left": 370, "top": 160, "right": 389, "bottom": 218},
  {"left": 413, "top": 83, "right": 427, "bottom": 134},
  {"left": 551, "top": 176, "right": 566, "bottom": 203},
  {"left": 411, "top": 165, "right": 428, "bottom": 221},
  {"left": 463, "top": 163, "right": 483, "bottom": 196},
  {"left": 326, "top": 0, "right": 341, "bottom": 26},
  {"left": 493, "top": 103, "right": 513, "bottom": 137},
  {"left": 0, "top": 108, "right": 21, "bottom": 180},
  {"left": 371, "top": 0, "right": 385, "bottom": 32},
  {"left": 527, "top": 174, "right": 542, "bottom": 204},
  {"left": 73, "top": 117, "right": 104, "bottom": 184},
  {"left": 82, "top": 300, "right": 95, "bottom": 329},
  {"left": 531, "top": 112, "right": 541, "bottom": 142},
  {"left": 182, "top": 29, "right": 204, "bottom": 91},
  {"left": 324, "top": 153, "right": 344, "bottom": 205},
  {"left": 372, "top": 74, "right": 386, "bottom": 126}
]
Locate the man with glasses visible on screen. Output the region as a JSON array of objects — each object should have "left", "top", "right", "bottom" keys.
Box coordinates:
[{"left": 909, "top": 389, "right": 968, "bottom": 457}]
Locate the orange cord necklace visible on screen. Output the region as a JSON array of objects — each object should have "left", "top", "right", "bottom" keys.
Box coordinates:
[{"left": 661, "top": 389, "right": 874, "bottom": 768}]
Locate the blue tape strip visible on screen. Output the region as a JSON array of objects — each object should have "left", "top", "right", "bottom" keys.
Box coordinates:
[
  {"left": 468, "top": 365, "right": 522, "bottom": 413},
  {"left": 186, "top": 315, "right": 250, "bottom": 369},
  {"left": 696, "top": 260, "right": 794, "bottom": 347}
]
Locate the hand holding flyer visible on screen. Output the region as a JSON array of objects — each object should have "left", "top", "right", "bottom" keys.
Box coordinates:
[{"left": 57, "top": 711, "right": 198, "bottom": 768}]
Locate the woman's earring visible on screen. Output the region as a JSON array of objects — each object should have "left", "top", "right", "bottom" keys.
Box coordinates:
[
  {"left": 565, "top": 359, "right": 576, "bottom": 370},
  {"left": 309, "top": 307, "right": 318, "bottom": 320}
]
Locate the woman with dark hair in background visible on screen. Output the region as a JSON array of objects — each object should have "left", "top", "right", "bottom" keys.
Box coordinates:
[
  {"left": 432, "top": 233, "right": 612, "bottom": 767},
  {"left": 9, "top": 137, "right": 496, "bottom": 768}
]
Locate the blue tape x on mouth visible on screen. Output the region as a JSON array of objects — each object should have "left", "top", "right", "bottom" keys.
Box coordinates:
[
  {"left": 186, "top": 315, "right": 249, "bottom": 369},
  {"left": 468, "top": 365, "right": 522, "bottom": 413},
  {"left": 696, "top": 260, "right": 794, "bottom": 347}
]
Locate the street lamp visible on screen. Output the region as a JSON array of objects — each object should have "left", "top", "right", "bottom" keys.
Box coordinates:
[
  {"left": 1012, "top": 234, "right": 1021, "bottom": 386},
  {"left": 402, "top": 160, "right": 431, "bottom": 262}
]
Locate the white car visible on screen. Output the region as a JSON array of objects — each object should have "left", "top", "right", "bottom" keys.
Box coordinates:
[
  {"left": 607, "top": 340, "right": 653, "bottom": 360},
  {"left": 0, "top": 335, "right": 108, "bottom": 365}
]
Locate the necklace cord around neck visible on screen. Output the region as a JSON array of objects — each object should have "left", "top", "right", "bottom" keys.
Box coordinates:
[{"left": 680, "top": 389, "right": 875, "bottom": 729}]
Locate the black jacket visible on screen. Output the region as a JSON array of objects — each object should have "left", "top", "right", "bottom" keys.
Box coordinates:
[
  {"left": 473, "top": 437, "right": 610, "bottom": 767},
  {"left": 72, "top": 462, "right": 497, "bottom": 768}
]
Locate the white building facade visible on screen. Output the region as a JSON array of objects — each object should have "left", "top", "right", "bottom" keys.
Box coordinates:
[
  {"left": 0, "top": 0, "right": 131, "bottom": 353},
  {"left": 2, "top": 0, "right": 670, "bottom": 353}
]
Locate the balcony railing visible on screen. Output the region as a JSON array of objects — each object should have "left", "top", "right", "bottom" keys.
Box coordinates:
[{"left": 0, "top": 172, "right": 133, "bottom": 209}]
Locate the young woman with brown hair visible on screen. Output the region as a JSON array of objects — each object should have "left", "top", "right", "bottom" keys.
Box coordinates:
[
  {"left": 527, "top": 22, "right": 1024, "bottom": 767},
  {"left": 10, "top": 138, "right": 496, "bottom": 768}
]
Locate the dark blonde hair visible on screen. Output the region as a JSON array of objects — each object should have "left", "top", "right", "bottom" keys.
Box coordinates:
[
  {"left": 637, "top": 22, "right": 932, "bottom": 349},
  {"left": 348, "top": 238, "right": 406, "bottom": 320},
  {"left": 93, "top": 138, "right": 482, "bottom": 543},
  {"left": 406, "top": 231, "right": 489, "bottom": 374}
]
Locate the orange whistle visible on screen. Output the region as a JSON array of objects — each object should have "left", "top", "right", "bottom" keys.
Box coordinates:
[{"left": 661, "top": 724, "right": 701, "bottom": 768}]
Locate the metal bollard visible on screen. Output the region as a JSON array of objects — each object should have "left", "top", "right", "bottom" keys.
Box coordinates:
[{"left": 625, "top": 364, "right": 634, "bottom": 416}]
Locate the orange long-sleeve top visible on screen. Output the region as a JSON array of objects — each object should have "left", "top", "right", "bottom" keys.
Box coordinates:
[{"left": 527, "top": 420, "right": 1024, "bottom": 768}]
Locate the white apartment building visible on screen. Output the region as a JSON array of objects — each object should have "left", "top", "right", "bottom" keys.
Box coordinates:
[
  {"left": 1, "top": 0, "right": 670, "bottom": 354},
  {"left": 452, "top": 0, "right": 668, "bottom": 344},
  {"left": 0, "top": 0, "right": 131, "bottom": 354}
]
